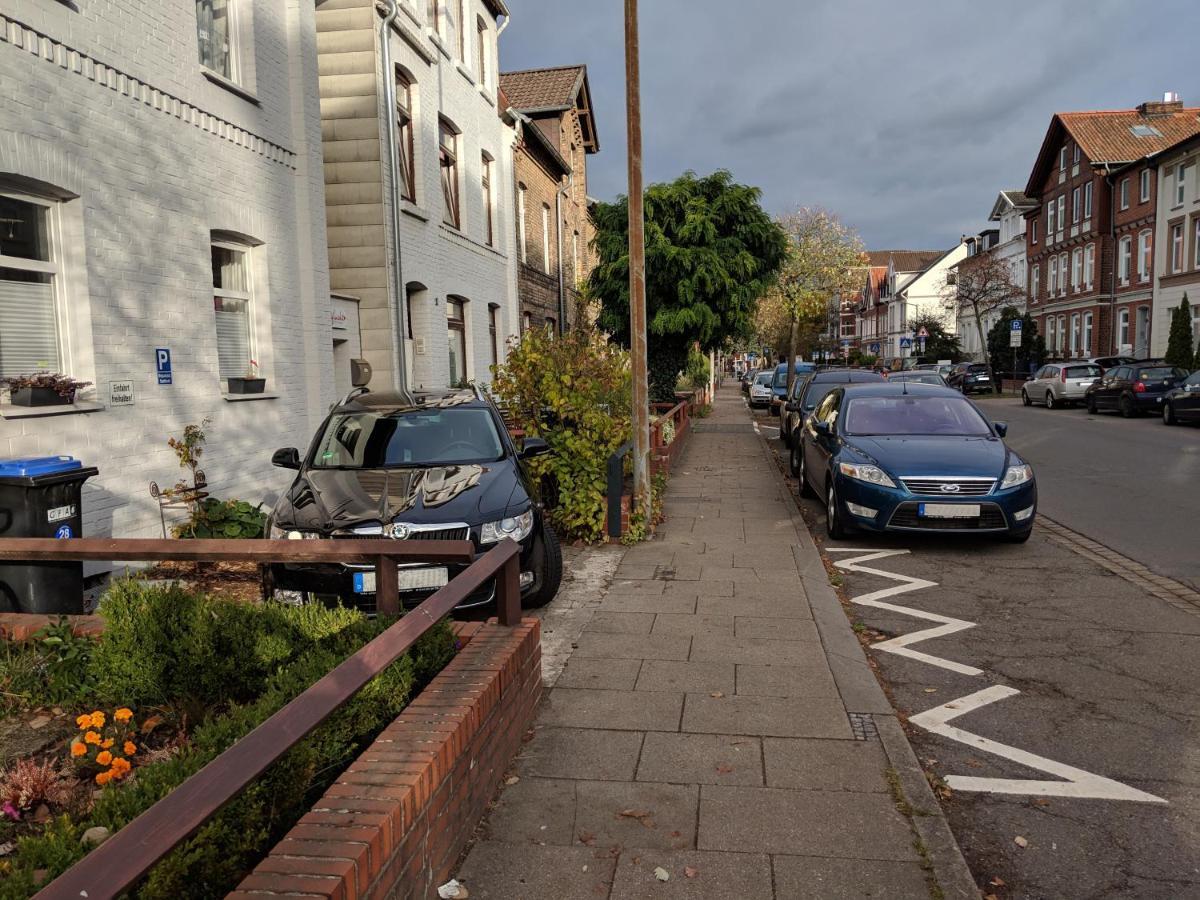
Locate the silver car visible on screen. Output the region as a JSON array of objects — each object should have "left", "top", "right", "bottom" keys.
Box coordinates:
[
  {"left": 748, "top": 371, "right": 774, "bottom": 408},
  {"left": 1022, "top": 362, "right": 1102, "bottom": 409}
]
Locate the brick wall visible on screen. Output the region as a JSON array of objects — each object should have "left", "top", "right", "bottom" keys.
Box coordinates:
[{"left": 231, "top": 616, "right": 542, "bottom": 900}]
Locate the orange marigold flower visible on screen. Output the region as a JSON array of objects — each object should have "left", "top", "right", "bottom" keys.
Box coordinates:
[
  {"left": 123, "top": 741, "right": 137, "bottom": 756},
  {"left": 75, "top": 714, "right": 91, "bottom": 729},
  {"left": 84, "top": 731, "right": 101, "bottom": 745},
  {"left": 89, "top": 712, "right": 105, "bottom": 728},
  {"left": 95, "top": 751, "right": 113, "bottom": 766},
  {"left": 95, "top": 771, "right": 111, "bottom": 786},
  {"left": 70, "top": 742, "right": 87, "bottom": 757},
  {"left": 111, "top": 757, "right": 131, "bottom": 772},
  {"left": 114, "top": 708, "right": 134, "bottom": 723}
]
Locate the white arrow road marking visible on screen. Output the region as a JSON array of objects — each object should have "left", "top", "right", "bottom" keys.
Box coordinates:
[
  {"left": 827, "top": 548, "right": 982, "bottom": 676},
  {"left": 909, "top": 686, "right": 1167, "bottom": 803}
]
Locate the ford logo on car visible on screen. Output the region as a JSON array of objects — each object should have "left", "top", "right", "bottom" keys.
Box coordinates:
[{"left": 939, "top": 483, "right": 961, "bottom": 494}]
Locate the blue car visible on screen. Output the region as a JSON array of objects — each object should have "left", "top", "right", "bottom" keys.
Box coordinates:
[
  {"left": 769, "top": 361, "right": 817, "bottom": 416},
  {"left": 794, "top": 383, "right": 1036, "bottom": 542}
]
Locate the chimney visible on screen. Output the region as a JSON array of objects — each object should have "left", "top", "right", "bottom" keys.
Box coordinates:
[{"left": 1138, "top": 93, "right": 1184, "bottom": 117}]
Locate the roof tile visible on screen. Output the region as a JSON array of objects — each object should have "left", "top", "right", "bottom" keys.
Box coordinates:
[
  {"left": 499, "top": 66, "right": 585, "bottom": 112},
  {"left": 1060, "top": 107, "right": 1200, "bottom": 164}
]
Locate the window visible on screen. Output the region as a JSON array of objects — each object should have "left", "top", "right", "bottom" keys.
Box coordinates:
[
  {"left": 1140, "top": 169, "right": 1151, "bottom": 203},
  {"left": 1138, "top": 230, "right": 1152, "bottom": 282},
  {"left": 572, "top": 230, "right": 580, "bottom": 284},
  {"left": 428, "top": 0, "right": 443, "bottom": 40},
  {"left": 1045, "top": 317, "right": 1055, "bottom": 351},
  {"left": 488, "top": 303, "right": 499, "bottom": 369},
  {"left": 446, "top": 297, "right": 467, "bottom": 385},
  {"left": 1118, "top": 235, "right": 1132, "bottom": 284},
  {"left": 476, "top": 16, "right": 487, "bottom": 85},
  {"left": 196, "top": 0, "right": 237, "bottom": 80},
  {"left": 457, "top": 0, "right": 467, "bottom": 62},
  {"left": 1059, "top": 147, "right": 1068, "bottom": 173},
  {"left": 541, "top": 203, "right": 551, "bottom": 274},
  {"left": 1047, "top": 201, "right": 1056, "bottom": 235},
  {"left": 1059, "top": 253, "right": 1068, "bottom": 295},
  {"left": 1171, "top": 223, "right": 1185, "bottom": 272},
  {"left": 439, "top": 119, "right": 460, "bottom": 229},
  {"left": 1177, "top": 164, "right": 1189, "bottom": 206},
  {"left": 1120, "top": 178, "right": 1130, "bottom": 210},
  {"left": 1195, "top": 219, "right": 1200, "bottom": 270},
  {"left": 1048, "top": 255, "right": 1058, "bottom": 295},
  {"left": 1118, "top": 308, "right": 1130, "bottom": 349},
  {"left": 1084, "top": 244, "right": 1094, "bottom": 289},
  {"left": 1071, "top": 248, "right": 1082, "bottom": 291},
  {"left": 0, "top": 192, "right": 62, "bottom": 378},
  {"left": 1073, "top": 143, "right": 1081, "bottom": 165},
  {"left": 1031, "top": 264, "right": 1040, "bottom": 302},
  {"left": 1031, "top": 218, "right": 1038, "bottom": 243},
  {"left": 212, "top": 242, "right": 254, "bottom": 381},
  {"left": 481, "top": 153, "right": 494, "bottom": 247},
  {"left": 395, "top": 72, "right": 416, "bottom": 202},
  {"left": 1083, "top": 181, "right": 1093, "bottom": 219},
  {"left": 1072, "top": 187, "right": 1081, "bottom": 223},
  {"left": 1083, "top": 312, "right": 1093, "bottom": 355},
  {"left": 1056, "top": 196, "right": 1065, "bottom": 234},
  {"left": 1057, "top": 315, "right": 1066, "bottom": 352},
  {"left": 516, "top": 184, "right": 527, "bottom": 263}
]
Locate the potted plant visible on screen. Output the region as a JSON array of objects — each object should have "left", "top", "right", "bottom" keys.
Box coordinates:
[
  {"left": 0, "top": 373, "right": 93, "bottom": 407},
  {"left": 227, "top": 359, "right": 265, "bottom": 395}
]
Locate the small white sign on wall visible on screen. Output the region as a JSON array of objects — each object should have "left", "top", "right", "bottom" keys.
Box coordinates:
[{"left": 109, "top": 380, "right": 135, "bottom": 406}]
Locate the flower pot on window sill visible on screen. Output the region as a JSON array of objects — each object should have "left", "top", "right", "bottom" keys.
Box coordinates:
[
  {"left": 9, "top": 387, "right": 75, "bottom": 407},
  {"left": 227, "top": 377, "right": 266, "bottom": 395}
]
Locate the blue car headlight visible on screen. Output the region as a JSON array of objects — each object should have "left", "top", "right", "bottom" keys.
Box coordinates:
[
  {"left": 838, "top": 462, "right": 897, "bottom": 489},
  {"left": 1001, "top": 465, "right": 1033, "bottom": 489},
  {"left": 481, "top": 509, "right": 534, "bottom": 544}
]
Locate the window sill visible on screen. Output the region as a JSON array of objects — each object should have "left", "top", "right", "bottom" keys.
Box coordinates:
[
  {"left": 202, "top": 68, "right": 260, "bottom": 105},
  {"left": 401, "top": 201, "right": 430, "bottom": 222},
  {"left": 479, "top": 86, "right": 495, "bottom": 106},
  {"left": 0, "top": 400, "right": 106, "bottom": 420},
  {"left": 429, "top": 33, "right": 451, "bottom": 59},
  {"left": 223, "top": 392, "right": 280, "bottom": 402}
]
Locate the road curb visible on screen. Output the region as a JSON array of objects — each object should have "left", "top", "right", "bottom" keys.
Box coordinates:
[{"left": 750, "top": 413, "right": 980, "bottom": 900}]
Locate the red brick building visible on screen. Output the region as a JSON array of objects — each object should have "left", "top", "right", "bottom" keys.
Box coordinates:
[{"left": 1023, "top": 97, "right": 1200, "bottom": 359}]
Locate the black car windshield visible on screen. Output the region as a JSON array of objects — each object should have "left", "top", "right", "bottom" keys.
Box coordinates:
[
  {"left": 844, "top": 395, "right": 993, "bottom": 437},
  {"left": 1064, "top": 365, "right": 1102, "bottom": 378},
  {"left": 803, "top": 382, "right": 839, "bottom": 411},
  {"left": 311, "top": 407, "right": 505, "bottom": 468},
  {"left": 1137, "top": 367, "right": 1188, "bottom": 380},
  {"left": 889, "top": 373, "right": 944, "bottom": 384},
  {"left": 965, "top": 364, "right": 989, "bottom": 373}
]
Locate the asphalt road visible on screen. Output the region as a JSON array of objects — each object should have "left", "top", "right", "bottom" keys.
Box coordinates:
[
  {"left": 976, "top": 395, "right": 1200, "bottom": 591},
  {"left": 751, "top": 403, "right": 1200, "bottom": 900}
]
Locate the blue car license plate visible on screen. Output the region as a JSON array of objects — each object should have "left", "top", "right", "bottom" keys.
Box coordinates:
[{"left": 918, "top": 503, "right": 980, "bottom": 519}]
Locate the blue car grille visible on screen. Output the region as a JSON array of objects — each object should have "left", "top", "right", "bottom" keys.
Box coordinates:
[
  {"left": 901, "top": 477, "right": 995, "bottom": 496},
  {"left": 888, "top": 502, "right": 1008, "bottom": 530}
]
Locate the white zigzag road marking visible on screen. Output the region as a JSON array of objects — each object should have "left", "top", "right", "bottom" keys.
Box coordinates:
[
  {"left": 826, "top": 548, "right": 981, "bottom": 676},
  {"left": 827, "top": 547, "right": 1166, "bottom": 803}
]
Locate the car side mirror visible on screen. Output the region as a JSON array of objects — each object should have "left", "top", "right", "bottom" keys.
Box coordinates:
[
  {"left": 520, "top": 437, "right": 551, "bottom": 459},
  {"left": 993, "top": 422, "right": 1008, "bottom": 438},
  {"left": 272, "top": 447, "right": 301, "bottom": 470},
  {"left": 813, "top": 421, "right": 831, "bottom": 436}
]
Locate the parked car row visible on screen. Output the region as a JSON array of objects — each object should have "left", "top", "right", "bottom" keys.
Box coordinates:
[{"left": 1022, "top": 361, "right": 1200, "bottom": 425}]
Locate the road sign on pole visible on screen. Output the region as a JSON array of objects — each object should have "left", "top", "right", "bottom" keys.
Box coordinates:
[
  {"left": 899, "top": 337, "right": 913, "bottom": 349},
  {"left": 1009, "top": 318, "right": 1023, "bottom": 348}
]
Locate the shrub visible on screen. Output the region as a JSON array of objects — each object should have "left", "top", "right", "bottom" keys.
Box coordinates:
[
  {"left": 0, "top": 621, "right": 98, "bottom": 711},
  {"left": 174, "top": 497, "right": 266, "bottom": 539},
  {"left": 682, "top": 346, "right": 710, "bottom": 390},
  {"left": 492, "top": 328, "right": 632, "bottom": 542},
  {"left": 1164, "top": 295, "right": 1194, "bottom": 370}
]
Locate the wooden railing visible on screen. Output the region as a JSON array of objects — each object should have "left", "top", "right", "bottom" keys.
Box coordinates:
[{"left": 0, "top": 537, "right": 525, "bottom": 900}]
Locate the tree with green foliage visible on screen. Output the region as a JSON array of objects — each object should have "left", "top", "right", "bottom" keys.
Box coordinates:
[
  {"left": 1164, "top": 294, "right": 1194, "bottom": 369},
  {"left": 987, "top": 307, "right": 1045, "bottom": 384},
  {"left": 591, "top": 170, "right": 789, "bottom": 402},
  {"left": 907, "top": 312, "right": 962, "bottom": 362}
]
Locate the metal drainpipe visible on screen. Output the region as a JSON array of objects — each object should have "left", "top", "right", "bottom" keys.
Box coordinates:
[
  {"left": 556, "top": 179, "right": 570, "bottom": 333},
  {"left": 377, "top": 0, "right": 411, "bottom": 397}
]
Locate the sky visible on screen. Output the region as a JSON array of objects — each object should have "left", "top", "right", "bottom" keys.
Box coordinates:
[{"left": 500, "top": 0, "right": 1200, "bottom": 251}]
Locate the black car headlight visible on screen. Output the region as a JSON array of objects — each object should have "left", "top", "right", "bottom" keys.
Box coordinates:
[
  {"left": 1000, "top": 465, "right": 1033, "bottom": 489},
  {"left": 838, "top": 462, "right": 897, "bottom": 489},
  {"left": 268, "top": 521, "right": 324, "bottom": 540},
  {"left": 480, "top": 509, "right": 534, "bottom": 544}
]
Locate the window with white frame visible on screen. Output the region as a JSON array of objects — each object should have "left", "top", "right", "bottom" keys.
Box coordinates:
[
  {"left": 396, "top": 71, "right": 416, "bottom": 203},
  {"left": 1059, "top": 253, "right": 1068, "bottom": 295},
  {"left": 1195, "top": 218, "right": 1200, "bottom": 270},
  {"left": 1066, "top": 314, "right": 1075, "bottom": 353},
  {"left": 517, "top": 183, "right": 527, "bottom": 263},
  {"left": 1084, "top": 244, "right": 1094, "bottom": 289},
  {"left": 439, "top": 118, "right": 460, "bottom": 229},
  {"left": 541, "top": 203, "right": 551, "bottom": 274},
  {"left": 1118, "top": 235, "right": 1132, "bottom": 284},
  {"left": 1083, "top": 181, "right": 1093, "bottom": 219},
  {"left": 428, "top": 0, "right": 444, "bottom": 41},
  {"left": 446, "top": 296, "right": 467, "bottom": 385},
  {"left": 1119, "top": 178, "right": 1130, "bottom": 210},
  {"left": 1048, "top": 255, "right": 1058, "bottom": 295},
  {"left": 1045, "top": 316, "right": 1055, "bottom": 351},
  {"left": 1071, "top": 248, "right": 1082, "bottom": 290},
  {"left": 1031, "top": 218, "right": 1038, "bottom": 243},
  {"left": 1083, "top": 312, "right": 1092, "bottom": 354},
  {"left": 1031, "top": 263, "right": 1040, "bottom": 302},
  {"left": 1072, "top": 187, "right": 1081, "bottom": 223},
  {"left": 1177, "top": 163, "right": 1189, "bottom": 207},
  {"left": 1138, "top": 230, "right": 1152, "bottom": 282},
  {"left": 476, "top": 16, "right": 488, "bottom": 86},
  {"left": 196, "top": 0, "right": 238, "bottom": 81},
  {"left": 481, "top": 152, "right": 494, "bottom": 247},
  {"left": 1059, "top": 147, "right": 1068, "bottom": 174},
  {"left": 1056, "top": 196, "right": 1065, "bottom": 235},
  {"left": 1073, "top": 143, "right": 1081, "bottom": 165},
  {"left": 0, "top": 192, "right": 63, "bottom": 378},
  {"left": 1046, "top": 201, "right": 1055, "bottom": 236},
  {"left": 457, "top": 0, "right": 467, "bottom": 63},
  {"left": 1118, "top": 308, "right": 1130, "bottom": 349},
  {"left": 1171, "top": 223, "right": 1185, "bottom": 273},
  {"left": 1140, "top": 169, "right": 1151, "bottom": 203},
  {"left": 212, "top": 241, "right": 255, "bottom": 381}
]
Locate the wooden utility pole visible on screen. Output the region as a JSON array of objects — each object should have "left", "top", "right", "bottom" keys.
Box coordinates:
[{"left": 625, "top": 0, "right": 650, "bottom": 518}]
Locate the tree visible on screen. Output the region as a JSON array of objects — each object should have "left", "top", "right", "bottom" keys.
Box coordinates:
[
  {"left": 774, "top": 209, "right": 867, "bottom": 394},
  {"left": 1164, "top": 294, "right": 1194, "bottom": 369},
  {"left": 947, "top": 250, "right": 1026, "bottom": 361},
  {"left": 907, "top": 312, "right": 962, "bottom": 362},
  {"left": 591, "top": 170, "right": 789, "bottom": 402},
  {"left": 986, "top": 307, "right": 1045, "bottom": 382}
]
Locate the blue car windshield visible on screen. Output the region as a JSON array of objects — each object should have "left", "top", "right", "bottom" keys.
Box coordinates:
[
  {"left": 844, "top": 396, "right": 993, "bottom": 437},
  {"left": 312, "top": 407, "right": 505, "bottom": 468}
]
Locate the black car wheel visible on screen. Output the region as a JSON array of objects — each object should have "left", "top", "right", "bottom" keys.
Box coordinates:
[
  {"left": 1119, "top": 394, "right": 1137, "bottom": 418},
  {"left": 1163, "top": 402, "right": 1177, "bottom": 426},
  {"left": 825, "top": 480, "right": 850, "bottom": 540},
  {"left": 523, "top": 524, "right": 563, "bottom": 608},
  {"left": 1045, "top": 390, "right": 1056, "bottom": 410},
  {"left": 781, "top": 423, "right": 791, "bottom": 448},
  {"left": 1087, "top": 394, "right": 1098, "bottom": 414},
  {"left": 1021, "top": 390, "right": 1032, "bottom": 407}
]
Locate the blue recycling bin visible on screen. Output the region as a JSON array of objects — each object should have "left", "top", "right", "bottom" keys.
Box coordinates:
[{"left": 0, "top": 456, "right": 98, "bottom": 614}]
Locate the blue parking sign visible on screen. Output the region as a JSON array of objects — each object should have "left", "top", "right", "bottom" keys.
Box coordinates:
[
  {"left": 156, "top": 348, "right": 172, "bottom": 385},
  {"left": 1011, "top": 320, "right": 1023, "bottom": 331}
]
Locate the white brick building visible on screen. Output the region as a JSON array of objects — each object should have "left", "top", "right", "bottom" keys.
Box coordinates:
[{"left": 0, "top": 0, "right": 335, "bottom": 542}]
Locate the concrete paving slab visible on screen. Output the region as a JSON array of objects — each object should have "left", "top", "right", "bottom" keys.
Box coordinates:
[
  {"left": 762, "top": 737, "right": 889, "bottom": 792},
  {"left": 698, "top": 786, "right": 917, "bottom": 859},
  {"left": 540, "top": 688, "right": 684, "bottom": 732},
  {"left": 666, "top": 579, "right": 734, "bottom": 597},
  {"left": 573, "top": 631, "right": 692, "bottom": 661},
  {"left": 690, "top": 634, "right": 822, "bottom": 666},
  {"left": 696, "top": 595, "right": 812, "bottom": 619},
  {"left": 636, "top": 732, "right": 763, "bottom": 786},
  {"left": 635, "top": 660, "right": 735, "bottom": 695},
  {"left": 735, "top": 662, "right": 839, "bottom": 698},
  {"left": 734, "top": 616, "right": 820, "bottom": 642},
  {"left": 520, "top": 727, "right": 645, "bottom": 781},
  {"left": 682, "top": 694, "right": 853, "bottom": 739},
  {"left": 649, "top": 613, "right": 735, "bottom": 637},
  {"left": 555, "top": 657, "right": 642, "bottom": 691},
  {"left": 602, "top": 594, "right": 699, "bottom": 615},
  {"left": 481, "top": 776, "right": 577, "bottom": 845},
  {"left": 455, "top": 843, "right": 616, "bottom": 899},
  {"left": 609, "top": 849, "right": 772, "bottom": 899},
  {"left": 574, "top": 781, "right": 699, "bottom": 852},
  {"left": 771, "top": 854, "right": 931, "bottom": 899},
  {"left": 585, "top": 611, "right": 656, "bottom": 634}
]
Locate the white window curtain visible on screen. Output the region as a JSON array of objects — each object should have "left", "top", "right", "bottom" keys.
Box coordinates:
[
  {"left": 0, "top": 193, "right": 61, "bottom": 378},
  {"left": 212, "top": 243, "right": 252, "bottom": 380},
  {"left": 196, "top": 0, "right": 234, "bottom": 79}
]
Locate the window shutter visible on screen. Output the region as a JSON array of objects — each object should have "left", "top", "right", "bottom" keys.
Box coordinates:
[
  {"left": 0, "top": 279, "right": 60, "bottom": 377},
  {"left": 214, "top": 299, "right": 249, "bottom": 379}
]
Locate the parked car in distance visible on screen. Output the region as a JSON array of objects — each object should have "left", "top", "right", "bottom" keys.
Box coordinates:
[
  {"left": 782, "top": 368, "right": 885, "bottom": 450},
  {"left": 1085, "top": 364, "right": 1191, "bottom": 417},
  {"left": 793, "top": 383, "right": 1035, "bottom": 542},
  {"left": 770, "top": 361, "right": 818, "bottom": 416},
  {"left": 1163, "top": 370, "right": 1200, "bottom": 425},
  {"left": 946, "top": 363, "right": 995, "bottom": 395},
  {"left": 264, "top": 387, "right": 562, "bottom": 614},
  {"left": 740, "top": 369, "right": 758, "bottom": 395},
  {"left": 1083, "top": 355, "right": 1137, "bottom": 372},
  {"left": 1022, "top": 363, "right": 1102, "bottom": 409},
  {"left": 887, "top": 372, "right": 948, "bottom": 386},
  {"left": 748, "top": 370, "right": 774, "bottom": 408}
]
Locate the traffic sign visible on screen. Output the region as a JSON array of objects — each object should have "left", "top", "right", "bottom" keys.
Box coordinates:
[
  {"left": 870, "top": 343, "right": 881, "bottom": 354},
  {"left": 917, "top": 326, "right": 929, "bottom": 338},
  {"left": 1010, "top": 319, "right": 1023, "bottom": 331},
  {"left": 899, "top": 337, "right": 913, "bottom": 349},
  {"left": 156, "top": 348, "right": 172, "bottom": 385}
]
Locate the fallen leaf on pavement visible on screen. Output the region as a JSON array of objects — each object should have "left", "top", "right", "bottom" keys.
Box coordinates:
[
  {"left": 966, "top": 758, "right": 985, "bottom": 769},
  {"left": 709, "top": 691, "right": 724, "bottom": 698},
  {"left": 923, "top": 688, "right": 937, "bottom": 694},
  {"left": 684, "top": 866, "right": 698, "bottom": 878},
  {"left": 578, "top": 830, "right": 596, "bottom": 846},
  {"left": 619, "top": 809, "right": 655, "bottom": 828},
  {"left": 669, "top": 830, "right": 681, "bottom": 838},
  {"left": 715, "top": 764, "right": 735, "bottom": 775},
  {"left": 653, "top": 867, "right": 670, "bottom": 882},
  {"left": 504, "top": 775, "right": 520, "bottom": 786},
  {"left": 1014, "top": 835, "right": 1029, "bottom": 848},
  {"left": 989, "top": 876, "right": 1006, "bottom": 887}
]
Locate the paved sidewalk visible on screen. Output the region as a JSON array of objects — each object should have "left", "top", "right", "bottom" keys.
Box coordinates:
[{"left": 457, "top": 386, "right": 975, "bottom": 899}]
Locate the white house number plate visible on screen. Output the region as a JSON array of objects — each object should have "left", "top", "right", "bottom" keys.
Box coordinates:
[
  {"left": 918, "top": 503, "right": 981, "bottom": 519},
  {"left": 354, "top": 567, "right": 449, "bottom": 594}
]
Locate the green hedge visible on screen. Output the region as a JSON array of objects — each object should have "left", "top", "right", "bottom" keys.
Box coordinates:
[{"left": 0, "top": 581, "right": 456, "bottom": 899}]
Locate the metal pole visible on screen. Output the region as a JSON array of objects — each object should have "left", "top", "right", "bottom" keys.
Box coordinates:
[{"left": 625, "top": 0, "right": 650, "bottom": 521}]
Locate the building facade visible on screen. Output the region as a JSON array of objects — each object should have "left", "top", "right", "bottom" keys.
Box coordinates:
[
  {"left": 500, "top": 66, "right": 599, "bottom": 334},
  {"left": 1151, "top": 132, "right": 1200, "bottom": 357},
  {"left": 0, "top": 0, "right": 334, "bottom": 542},
  {"left": 316, "top": 0, "right": 518, "bottom": 393},
  {"left": 857, "top": 249, "right": 958, "bottom": 360},
  {"left": 1023, "top": 97, "right": 1200, "bottom": 360}
]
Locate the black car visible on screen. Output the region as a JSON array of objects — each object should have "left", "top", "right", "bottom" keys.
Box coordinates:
[
  {"left": 1084, "top": 364, "right": 1190, "bottom": 417},
  {"left": 264, "top": 388, "right": 562, "bottom": 613},
  {"left": 781, "top": 368, "right": 884, "bottom": 452},
  {"left": 946, "top": 363, "right": 995, "bottom": 395},
  {"left": 1161, "top": 369, "right": 1200, "bottom": 425}
]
